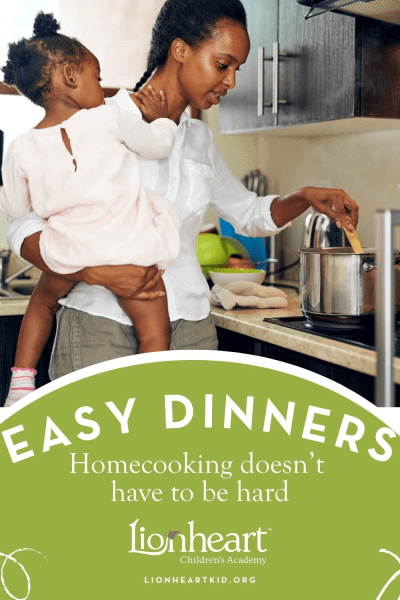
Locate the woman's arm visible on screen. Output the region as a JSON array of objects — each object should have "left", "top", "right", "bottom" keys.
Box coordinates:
[
  {"left": 207, "top": 130, "right": 359, "bottom": 233},
  {"left": 20, "top": 232, "right": 165, "bottom": 300},
  {"left": 270, "top": 187, "right": 359, "bottom": 231}
]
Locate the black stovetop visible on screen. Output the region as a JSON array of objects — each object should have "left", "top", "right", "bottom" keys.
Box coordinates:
[{"left": 262, "top": 316, "right": 400, "bottom": 357}]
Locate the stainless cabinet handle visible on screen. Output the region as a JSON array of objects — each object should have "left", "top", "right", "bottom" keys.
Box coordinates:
[
  {"left": 272, "top": 42, "right": 289, "bottom": 114},
  {"left": 258, "top": 45, "right": 289, "bottom": 117},
  {"left": 272, "top": 42, "right": 279, "bottom": 115},
  {"left": 257, "top": 47, "right": 272, "bottom": 116}
]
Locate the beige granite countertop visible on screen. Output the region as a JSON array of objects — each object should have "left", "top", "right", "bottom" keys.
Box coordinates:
[
  {"left": 0, "top": 271, "right": 39, "bottom": 317},
  {"left": 211, "top": 292, "right": 400, "bottom": 385},
  {"left": 0, "top": 255, "right": 40, "bottom": 316},
  {"left": 2, "top": 277, "right": 399, "bottom": 385},
  {"left": 0, "top": 296, "right": 31, "bottom": 317}
]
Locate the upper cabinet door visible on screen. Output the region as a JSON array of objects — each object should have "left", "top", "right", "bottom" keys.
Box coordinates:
[
  {"left": 218, "top": 0, "right": 278, "bottom": 133},
  {"left": 277, "top": 0, "right": 358, "bottom": 126},
  {"left": 218, "top": 2, "right": 400, "bottom": 133},
  {"left": 360, "top": 19, "right": 400, "bottom": 119}
]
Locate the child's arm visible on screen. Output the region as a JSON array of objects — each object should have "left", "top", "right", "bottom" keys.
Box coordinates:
[
  {"left": 135, "top": 85, "right": 169, "bottom": 123},
  {"left": 117, "top": 88, "right": 177, "bottom": 161},
  {"left": 0, "top": 142, "right": 32, "bottom": 219}
]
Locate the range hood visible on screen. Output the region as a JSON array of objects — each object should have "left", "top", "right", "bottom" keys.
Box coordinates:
[{"left": 297, "top": 0, "right": 400, "bottom": 24}]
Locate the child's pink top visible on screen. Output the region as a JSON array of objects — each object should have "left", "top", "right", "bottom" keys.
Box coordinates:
[{"left": 0, "top": 105, "right": 181, "bottom": 273}]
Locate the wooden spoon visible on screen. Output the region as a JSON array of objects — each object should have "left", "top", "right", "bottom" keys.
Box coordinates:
[{"left": 344, "top": 228, "right": 363, "bottom": 254}]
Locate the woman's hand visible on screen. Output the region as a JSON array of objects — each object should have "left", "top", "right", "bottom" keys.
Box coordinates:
[
  {"left": 134, "top": 85, "right": 168, "bottom": 123},
  {"left": 81, "top": 264, "right": 165, "bottom": 300},
  {"left": 270, "top": 187, "right": 359, "bottom": 231},
  {"left": 21, "top": 232, "right": 165, "bottom": 300},
  {"left": 299, "top": 186, "right": 359, "bottom": 231}
]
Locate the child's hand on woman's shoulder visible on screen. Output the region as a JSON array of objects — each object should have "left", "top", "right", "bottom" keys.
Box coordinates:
[{"left": 135, "top": 85, "right": 168, "bottom": 123}]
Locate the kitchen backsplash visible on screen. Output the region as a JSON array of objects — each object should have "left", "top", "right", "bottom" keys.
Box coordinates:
[{"left": 202, "top": 106, "right": 400, "bottom": 280}]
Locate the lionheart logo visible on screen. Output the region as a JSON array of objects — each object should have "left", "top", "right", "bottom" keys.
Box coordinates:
[
  {"left": 128, "top": 519, "right": 268, "bottom": 556},
  {"left": 0, "top": 548, "right": 47, "bottom": 600},
  {"left": 377, "top": 549, "right": 400, "bottom": 599}
]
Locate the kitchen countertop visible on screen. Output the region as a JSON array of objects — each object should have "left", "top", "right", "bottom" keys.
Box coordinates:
[
  {"left": 0, "top": 259, "right": 41, "bottom": 316},
  {"left": 0, "top": 296, "right": 31, "bottom": 317},
  {"left": 211, "top": 290, "right": 400, "bottom": 385},
  {"left": 2, "top": 280, "right": 399, "bottom": 385},
  {"left": 0, "top": 278, "right": 38, "bottom": 316}
]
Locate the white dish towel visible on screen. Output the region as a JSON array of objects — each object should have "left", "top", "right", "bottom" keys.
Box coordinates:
[{"left": 210, "top": 282, "right": 288, "bottom": 311}]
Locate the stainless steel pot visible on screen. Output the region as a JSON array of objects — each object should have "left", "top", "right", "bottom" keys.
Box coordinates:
[{"left": 299, "top": 247, "right": 400, "bottom": 327}]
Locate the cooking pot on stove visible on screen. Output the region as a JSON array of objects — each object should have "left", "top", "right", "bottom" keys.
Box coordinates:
[{"left": 299, "top": 247, "right": 400, "bottom": 328}]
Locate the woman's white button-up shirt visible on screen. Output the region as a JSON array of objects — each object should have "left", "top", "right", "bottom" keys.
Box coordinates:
[{"left": 6, "top": 88, "right": 283, "bottom": 324}]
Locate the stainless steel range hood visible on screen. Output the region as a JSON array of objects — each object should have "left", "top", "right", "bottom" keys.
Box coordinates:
[{"left": 297, "top": 0, "right": 400, "bottom": 24}]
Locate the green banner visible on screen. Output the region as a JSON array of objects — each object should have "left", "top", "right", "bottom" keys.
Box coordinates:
[{"left": 0, "top": 352, "right": 399, "bottom": 599}]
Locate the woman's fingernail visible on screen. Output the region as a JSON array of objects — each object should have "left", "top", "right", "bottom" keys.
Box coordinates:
[
  {"left": 148, "top": 85, "right": 152, "bottom": 89},
  {"left": 335, "top": 219, "right": 341, "bottom": 229}
]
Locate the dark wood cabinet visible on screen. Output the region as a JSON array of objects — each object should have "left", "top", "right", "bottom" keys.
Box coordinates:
[
  {"left": 359, "top": 19, "right": 400, "bottom": 118},
  {"left": 216, "top": 326, "right": 400, "bottom": 406},
  {"left": 219, "top": 2, "right": 400, "bottom": 133},
  {"left": 277, "top": 0, "right": 358, "bottom": 127}
]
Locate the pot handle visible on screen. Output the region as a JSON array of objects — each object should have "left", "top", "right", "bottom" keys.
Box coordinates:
[
  {"left": 362, "top": 263, "right": 375, "bottom": 272},
  {"left": 363, "top": 255, "right": 400, "bottom": 272}
]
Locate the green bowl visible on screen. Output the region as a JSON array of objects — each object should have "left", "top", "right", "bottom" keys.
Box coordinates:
[
  {"left": 210, "top": 268, "right": 261, "bottom": 273},
  {"left": 197, "top": 234, "right": 250, "bottom": 266},
  {"left": 209, "top": 268, "right": 266, "bottom": 287},
  {"left": 201, "top": 265, "right": 226, "bottom": 278}
]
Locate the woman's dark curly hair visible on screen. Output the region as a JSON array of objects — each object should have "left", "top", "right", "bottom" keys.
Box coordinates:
[
  {"left": 1, "top": 12, "right": 86, "bottom": 106},
  {"left": 133, "top": 0, "right": 247, "bottom": 92}
]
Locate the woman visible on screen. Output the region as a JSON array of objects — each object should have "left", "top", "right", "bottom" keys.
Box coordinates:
[{"left": 6, "top": 0, "right": 359, "bottom": 378}]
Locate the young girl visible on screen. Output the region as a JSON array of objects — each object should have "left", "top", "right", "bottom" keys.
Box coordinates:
[{"left": 0, "top": 12, "right": 182, "bottom": 407}]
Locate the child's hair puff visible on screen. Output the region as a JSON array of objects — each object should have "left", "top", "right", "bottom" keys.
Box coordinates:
[
  {"left": 1, "top": 11, "right": 86, "bottom": 106},
  {"left": 33, "top": 12, "right": 61, "bottom": 37}
]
